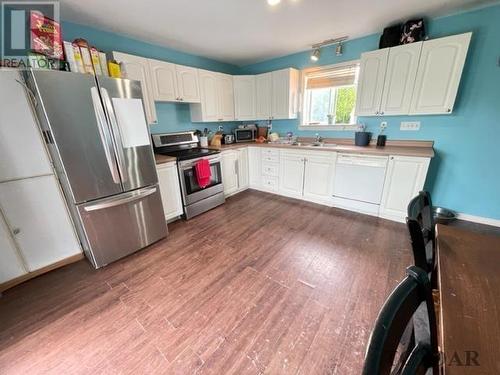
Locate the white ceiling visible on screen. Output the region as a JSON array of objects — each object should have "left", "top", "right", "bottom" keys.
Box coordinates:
[{"left": 60, "top": 0, "right": 495, "bottom": 66}]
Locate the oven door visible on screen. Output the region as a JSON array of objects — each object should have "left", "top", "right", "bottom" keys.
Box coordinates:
[{"left": 179, "top": 155, "right": 224, "bottom": 206}]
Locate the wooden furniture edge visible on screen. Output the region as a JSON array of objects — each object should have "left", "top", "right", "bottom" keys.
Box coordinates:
[{"left": 0, "top": 252, "right": 84, "bottom": 293}]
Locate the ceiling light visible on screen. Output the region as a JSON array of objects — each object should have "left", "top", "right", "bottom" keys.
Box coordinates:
[
  {"left": 267, "top": 0, "right": 281, "bottom": 6},
  {"left": 310, "top": 48, "right": 321, "bottom": 62}
]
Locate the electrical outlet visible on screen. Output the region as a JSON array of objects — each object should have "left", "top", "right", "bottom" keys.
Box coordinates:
[
  {"left": 400, "top": 121, "right": 421, "bottom": 131},
  {"left": 380, "top": 121, "right": 388, "bottom": 130},
  {"left": 218, "top": 125, "right": 223, "bottom": 131},
  {"left": 268, "top": 123, "right": 273, "bottom": 131}
]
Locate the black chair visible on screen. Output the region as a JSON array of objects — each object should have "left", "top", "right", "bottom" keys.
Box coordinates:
[
  {"left": 406, "top": 191, "right": 435, "bottom": 276},
  {"left": 362, "top": 266, "right": 439, "bottom": 375}
]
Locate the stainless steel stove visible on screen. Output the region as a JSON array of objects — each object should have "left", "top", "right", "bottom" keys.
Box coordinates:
[{"left": 152, "top": 131, "right": 225, "bottom": 219}]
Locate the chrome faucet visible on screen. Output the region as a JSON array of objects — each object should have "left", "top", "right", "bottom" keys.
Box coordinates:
[{"left": 314, "top": 133, "right": 323, "bottom": 144}]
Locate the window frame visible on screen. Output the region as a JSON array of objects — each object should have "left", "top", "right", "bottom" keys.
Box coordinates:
[{"left": 299, "top": 59, "right": 360, "bottom": 131}]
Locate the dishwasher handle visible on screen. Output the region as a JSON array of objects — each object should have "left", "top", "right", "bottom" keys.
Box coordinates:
[{"left": 337, "top": 154, "right": 388, "bottom": 168}]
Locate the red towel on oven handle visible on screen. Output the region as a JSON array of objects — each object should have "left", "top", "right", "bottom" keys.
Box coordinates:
[{"left": 194, "top": 159, "right": 211, "bottom": 189}]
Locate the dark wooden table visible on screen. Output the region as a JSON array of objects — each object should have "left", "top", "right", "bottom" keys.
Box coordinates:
[{"left": 436, "top": 224, "right": 500, "bottom": 374}]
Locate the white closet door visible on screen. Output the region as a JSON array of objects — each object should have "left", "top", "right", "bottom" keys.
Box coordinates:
[
  {"left": 410, "top": 32, "right": 472, "bottom": 115},
  {"left": 149, "top": 59, "right": 178, "bottom": 102},
  {"left": 0, "top": 213, "right": 26, "bottom": 284},
  {"left": 380, "top": 42, "right": 422, "bottom": 115},
  {"left": 0, "top": 175, "right": 81, "bottom": 272},
  {"left": 176, "top": 65, "right": 200, "bottom": 103},
  {"left": 0, "top": 70, "right": 52, "bottom": 182},
  {"left": 355, "top": 49, "right": 389, "bottom": 116}
]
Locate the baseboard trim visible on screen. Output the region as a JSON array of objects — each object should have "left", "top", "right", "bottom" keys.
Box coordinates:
[
  {"left": 456, "top": 213, "right": 500, "bottom": 228},
  {"left": 0, "top": 252, "right": 84, "bottom": 293}
]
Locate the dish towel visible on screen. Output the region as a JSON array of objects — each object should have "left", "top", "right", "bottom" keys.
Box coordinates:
[{"left": 195, "top": 159, "right": 212, "bottom": 188}]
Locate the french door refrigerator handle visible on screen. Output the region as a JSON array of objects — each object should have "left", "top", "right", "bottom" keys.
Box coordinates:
[
  {"left": 90, "top": 87, "right": 121, "bottom": 184},
  {"left": 84, "top": 186, "right": 157, "bottom": 212},
  {"left": 101, "top": 88, "right": 128, "bottom": 183}
]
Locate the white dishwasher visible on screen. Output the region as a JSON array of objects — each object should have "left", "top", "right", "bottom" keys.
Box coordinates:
[{"left": 333, "top": 153, "right": 388, "bottom": 215}]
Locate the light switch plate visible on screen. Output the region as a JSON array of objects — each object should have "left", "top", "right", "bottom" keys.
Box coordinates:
[{"left": 400, "top": 121, "right": 421, "bottom": 131}]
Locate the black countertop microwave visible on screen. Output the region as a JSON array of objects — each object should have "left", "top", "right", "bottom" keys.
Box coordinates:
[{"left": 234, "top": 127, "right": 257, "bottom": 143}]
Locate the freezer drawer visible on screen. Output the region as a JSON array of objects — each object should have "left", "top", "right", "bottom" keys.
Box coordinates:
[{"left": 78, "top": 185, "right": 167, "bottom": 268}]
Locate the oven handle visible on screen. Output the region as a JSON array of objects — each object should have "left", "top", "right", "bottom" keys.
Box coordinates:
[{"left": 179, "top": 157, "right": 221, "bottom": 170}]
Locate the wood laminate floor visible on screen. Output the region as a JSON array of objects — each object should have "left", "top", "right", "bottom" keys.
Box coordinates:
[{"left": 0, "top": 190, "right": 413, "bottom": 374}]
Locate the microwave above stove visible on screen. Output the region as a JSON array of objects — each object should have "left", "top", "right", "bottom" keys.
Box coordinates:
[{"left": 234, "top": 127, "right": 257, "bottom": 143}]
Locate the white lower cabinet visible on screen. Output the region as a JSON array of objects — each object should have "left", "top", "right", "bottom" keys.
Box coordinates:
[
  {"left": 248, "top": 147, "right": 262, "bottom": 188},
  {"left": 279, "top": 151, "right": 305, "bottom": 198},
  {"left": 157, "top": 162, "right": 183, "bottom": 221},
  {"left": 379, "top": 156, "right": 431, "bottom": 222},
  {"left": 302, "top": 152, "right": 337, "bottom": 204},
  {"left": 0, "top": 214, "right": 26, "bottom": 284},
  {"left": 0, "top": 175, "right": 81, "bottom": 273},
  {"left": 279, "top": 150, "right": 336, "bottom": 203},
  {"left": 221, "top": 150, "right": 239, "bottom": 196},
  {"left": 221, "top": 149, "right": 249, "bottom": 197}
]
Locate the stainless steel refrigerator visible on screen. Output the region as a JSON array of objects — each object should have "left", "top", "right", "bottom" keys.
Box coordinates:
[{"left": 23, "top": 70, "right": 167, "bottom": 268}]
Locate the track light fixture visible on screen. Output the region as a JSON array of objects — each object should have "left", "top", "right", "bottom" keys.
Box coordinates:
[
  {"left": 310, "top": 36, "right": 348, "bottom": 61},
  {"left": 310, "top": 48, "right": 321, "bottom": 62}
]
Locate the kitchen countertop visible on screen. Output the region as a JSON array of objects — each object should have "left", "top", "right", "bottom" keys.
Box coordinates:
[
  {"left": 210, "top": 138, "right": 435, "bottom": 158},
  {"left": 155, "top": 139, "right": 434, "bottom": 165},
  {"left": 154, "top": 154, "right": 177, "bottom": 165}
]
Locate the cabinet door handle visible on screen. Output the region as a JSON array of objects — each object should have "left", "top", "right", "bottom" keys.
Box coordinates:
[
  {"left": 447, "top": 108, "right": 451, "bottom": 113},
  {"left": 380, "top": 111, "right": 384, "bottom": 115},
  {"left": 12, "top": 228, "right": 21, "bottom": 235}
]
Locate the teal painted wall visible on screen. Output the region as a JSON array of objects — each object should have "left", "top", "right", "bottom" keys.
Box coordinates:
[
  {"left": 62, "top": 21, "right": 239, "bottom": 135},
  {"left": 239, "top": 5, "right": 500, "bottom": 220},
  {"left": 61, "top": 4, "right": 500, "bottom": 220}
]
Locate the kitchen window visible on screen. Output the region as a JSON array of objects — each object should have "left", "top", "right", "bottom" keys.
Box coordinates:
[{"left": 300, "top": 61, "right": 360, "bottom": 130}]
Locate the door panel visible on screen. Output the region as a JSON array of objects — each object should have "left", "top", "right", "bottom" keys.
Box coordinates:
[
  {"left": 256, "top": 72, "right": 272, "bottom": 119},
  {"left": 216, "top": 73, "right": 235, "bottom": 121},
  {"left": 0, "top": 70, "right": 52, "bottom": 182},
  {"left": 380, "top": 42, "right": 422, "bottom": 115},
  {"left": 356, "top": 49, "right": 389, "bottom": 116},
  {"left": 303, "top": 153, "right": 336, "bottom": 203},
  {"left": 0, "top": 213, "right": 26, "bottom": 283},
  {"left": 221, "top": 151, "right": 238, "bottom": 196},
  {"left": 97, "top": 76, "right": 158, "bottom": 192},
  {"left": 30, "top": 70, "right": 123, "bottom": 203},
  {"left": 157, "top": 163, "right": 183, "bottom": 221},
  {"left": 149, "top": 59, "right": 178, "bottom": 101},
  {"left": 176, "top": 65, "right": 200, "bottom": 103},
  {"left": 234, "top": 76, "right": 256, "bottom": 121},
  {"left": 198, "top": 70, "right": 219, "bottom": 122},
  {"left": 279, "top": 152, "right": 305, "bottom": 198},
  {"left": 78, "top": 185, "right": 167, "bottom": 268},
  {"left": 237, "top": 148, "right": 249, "bottom": 190},
  {"left": 410, "top": 33, "right": 471, "bottom": 115},
  {"left": 0, "top": 175, "right": 81, "bottom": 272}
]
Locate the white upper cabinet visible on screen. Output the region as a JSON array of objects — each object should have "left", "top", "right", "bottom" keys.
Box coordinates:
[
  {"left": 175, "top": 65, "right": 200, "bottom": 103},
  {"left": 0, "top": 175, "right": 81, "bottom": 272},
  {"left": 255, "top": 72, "right": 273, "bottom": 120},
  {"left": 355, "top": 49, "right": 389, "bottom": 116},
  {"left": 233, "top": 75, "right": 256, "bottom": 121},
  {"left": 191, "top": 70, "right": 234, "bottom": 122},
  {"left": 272, "top": 68, "right": 299, "bottom": 120},
  {"left": 149, "top": 59, "right": 178, "bottom": 102},
  {"left": 0, "top": 70, "right": 52, "bottom": 182},
  {"left": 380, "top": 42, "right": 422, "bottom": 115},
  {"left": 149, "top": 60, "right": 200, "bottom": 103},
  {"left": 0, "top": 213, "right": 26, "bottom": 284},
  {"left": 410, "top": 32, "right": 472, "bottom": 115},
  {"left": 193, "top": 70, "right": 219, "bottom": 122},
  {"left": 216, "top": 73, "right": 235, "bottom": 121},
  {"left": 113, "top": 51, "right": 157, "bottom": 124}
]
